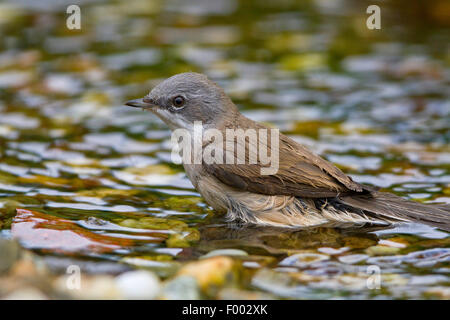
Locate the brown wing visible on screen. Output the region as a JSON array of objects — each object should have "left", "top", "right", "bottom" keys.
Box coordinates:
[{"left": 203, "top": 118, "right": 370, "bottom": 198}]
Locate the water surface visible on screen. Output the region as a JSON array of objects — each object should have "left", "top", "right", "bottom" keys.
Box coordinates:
[{"left": 0, "top": 0, "right": 449, "bottom": 299}]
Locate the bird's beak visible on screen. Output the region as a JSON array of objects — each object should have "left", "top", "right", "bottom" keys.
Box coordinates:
[{"left": 125, "top": 98, "right": 156, "bottom": 109}]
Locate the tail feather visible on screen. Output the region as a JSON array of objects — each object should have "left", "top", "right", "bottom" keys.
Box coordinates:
[{"left": 339, "top": 192, "right": 450, "bottom": 232}]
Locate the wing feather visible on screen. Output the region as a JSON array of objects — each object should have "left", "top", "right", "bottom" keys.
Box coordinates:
[{"left": 203, "top": 117, "right": 370, "bottom": 198}]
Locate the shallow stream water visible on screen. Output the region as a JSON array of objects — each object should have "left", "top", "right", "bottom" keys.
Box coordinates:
[{"left": 0, "top": 0, "right": 449, "bottom": 299}]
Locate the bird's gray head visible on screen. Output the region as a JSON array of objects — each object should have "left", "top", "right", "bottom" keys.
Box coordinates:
[{"left": 125, "top": 72, "right": 237, "bottom": 130}]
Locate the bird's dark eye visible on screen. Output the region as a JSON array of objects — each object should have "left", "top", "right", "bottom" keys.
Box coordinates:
[{"left": 172, "top": 96, "right": 185, "bottom": 108}]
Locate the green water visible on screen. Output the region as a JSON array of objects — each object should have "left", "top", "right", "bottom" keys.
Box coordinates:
[{"left": 0, "top": 0, "right": 449, "bottom": 299}]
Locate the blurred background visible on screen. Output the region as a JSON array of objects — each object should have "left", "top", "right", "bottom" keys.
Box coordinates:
[{"left": 0, "top": 0, "right": 449, "bottom": 300}]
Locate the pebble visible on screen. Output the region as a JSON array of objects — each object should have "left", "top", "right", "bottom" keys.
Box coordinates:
[
  {"left": 115, "top": 270, "right": 161, "bottom": 300},
  {"left": 201, "top": 249, "right": 248, "bottom": 259},
  {"left": 0, "top": 239, "right": 21, "bottom": 274},
  {"left": 365, "top": 245, "right": 401, "bottom": 256},
  {"left": 317, "top": 247, "right": 350, "bottom": 255},
  {"left": 177, "top": 256, "right": 238, "bottom": 291},
  {"left": 162, "top": 276, "right": 201, "bottom": 300},
  {"left": 425, "top": 287, "right": 450, "bottom": 299},
  {"left": 55, "top": 275, "right": 119, "bottom": 300},
  {"left": 338, "top": 254, "right": 369, "bottom": 265},
  {"left": 279, "top": 253, "right": 329, "bottom": 268}
]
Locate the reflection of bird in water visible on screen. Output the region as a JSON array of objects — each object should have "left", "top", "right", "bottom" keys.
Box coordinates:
[{"left": 197, "top": 220, "right": 385, "bottom": 255}]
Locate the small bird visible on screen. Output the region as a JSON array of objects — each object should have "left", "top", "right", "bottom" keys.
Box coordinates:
[{"left": 126, "top": 72, "right": 450, "bottom": 231}]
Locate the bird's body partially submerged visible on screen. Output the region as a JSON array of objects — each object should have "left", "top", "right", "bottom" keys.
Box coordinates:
[{"left": 126, "top": 72, "right": 450, "bottom": 231}]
